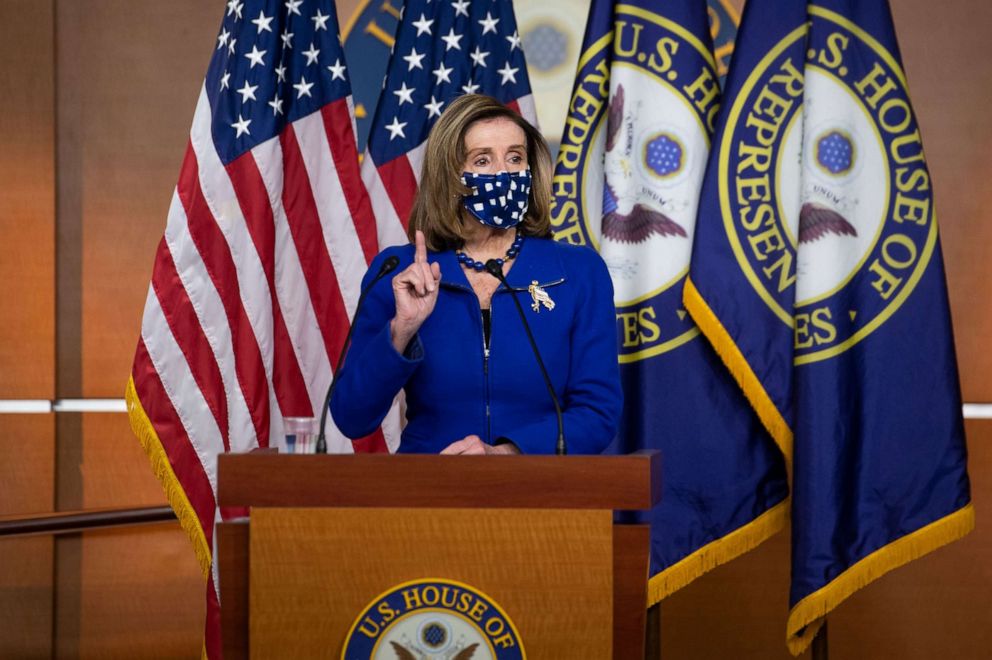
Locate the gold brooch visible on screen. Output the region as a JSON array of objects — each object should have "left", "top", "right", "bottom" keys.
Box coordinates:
[{"left": 528, "top": 281, "right": 555, "bottom": 313}]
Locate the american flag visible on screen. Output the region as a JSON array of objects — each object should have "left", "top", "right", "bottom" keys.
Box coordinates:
[
  {"left": 362, "top": 0, "right": 538, "bottom": 247},
  {"left": 124, "top": 1, "right": 399, "bottom": 656}
]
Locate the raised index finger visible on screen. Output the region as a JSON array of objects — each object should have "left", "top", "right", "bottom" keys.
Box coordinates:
[{"left": 414, "top": 230, "right": 427, "bottom": 264}]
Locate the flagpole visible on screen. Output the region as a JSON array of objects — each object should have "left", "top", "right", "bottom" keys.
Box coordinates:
[{"left": 812, "top": 619, "right": 828, "bottom": 660}]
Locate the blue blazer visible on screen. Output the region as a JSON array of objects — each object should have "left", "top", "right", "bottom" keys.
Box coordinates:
[{"left": 330, "top": 237, "right": 622, "bottom": 454}]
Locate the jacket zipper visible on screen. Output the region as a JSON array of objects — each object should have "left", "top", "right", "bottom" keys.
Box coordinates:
[
  {"left": 443, "top": 280, "right": 498, "bottom": 444},
  {"left": 482, "top": 304, "right": 493, "bottom": 444}
]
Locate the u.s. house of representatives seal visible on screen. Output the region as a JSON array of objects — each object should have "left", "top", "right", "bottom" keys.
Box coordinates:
[
  {"left": 341, "top": 579, "right": 525, "bottom": 660},
  {"left": 720, "top": 5, "right": 937, "bottom": 364},
  {"left": 552, "top": 4, "right": 720, "bottom": 363}
]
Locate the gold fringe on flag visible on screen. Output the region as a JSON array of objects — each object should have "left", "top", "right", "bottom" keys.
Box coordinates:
[
  {"left": 683, "top": 277, "right": 793, "bottom": 467},
  {"left": 785, "top": 503, "right": 975, "bottom": 656},
  {"left": 648, "top": 498, "right": 790, "bottom": 604},
  {"left": 125, "top": 375, "right": 212, "bottom": 580}
]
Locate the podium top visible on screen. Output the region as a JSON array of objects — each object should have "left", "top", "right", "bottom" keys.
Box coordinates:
[{"left": 218, "top": 450, "right": 660, "bottom": 510}]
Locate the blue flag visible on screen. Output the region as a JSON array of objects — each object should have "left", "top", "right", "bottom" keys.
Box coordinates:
[
  {"left": 686, "top": 0, "right": 974, "bottom": 654},
  {"left": 551, "top": 0, "right": 790, "bottom": 601}
]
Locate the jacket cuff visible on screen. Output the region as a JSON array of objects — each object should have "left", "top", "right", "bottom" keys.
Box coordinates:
[
  {"left": 373, "top": 322, "right": 423, "bottom": 371},
  {"left": 502, "top": 418, "right": 559, "bottom": 455}
]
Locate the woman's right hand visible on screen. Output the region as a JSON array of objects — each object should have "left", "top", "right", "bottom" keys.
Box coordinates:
[{"left": 390, "top": 230, "right": 442, "bottom": 353}]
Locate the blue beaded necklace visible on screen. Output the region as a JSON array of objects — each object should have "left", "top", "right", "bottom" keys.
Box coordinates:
[{"left": 455, "top": 234, "right": 524, "bottom": 272}]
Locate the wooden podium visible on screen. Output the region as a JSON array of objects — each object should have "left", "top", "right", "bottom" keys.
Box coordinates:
[{"left": 216, "top": 450, "right": 660, "bottom": 659}]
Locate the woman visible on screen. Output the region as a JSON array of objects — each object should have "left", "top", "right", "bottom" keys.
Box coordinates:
[{"left": 331, "top": 94, "right": 621, "bottom": 455}]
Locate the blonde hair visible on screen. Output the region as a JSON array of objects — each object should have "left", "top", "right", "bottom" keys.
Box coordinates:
[{"left": 407, "top": 94, "right": 553, "bottom": 251}]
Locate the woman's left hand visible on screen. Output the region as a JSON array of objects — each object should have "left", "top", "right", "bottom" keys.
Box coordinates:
[{"left": 440, "top": 435, "right": 519, "bottom": 455}]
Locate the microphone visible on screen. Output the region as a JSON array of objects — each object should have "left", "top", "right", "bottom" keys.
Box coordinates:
[
  {"left": 484, "top": 259, "right": 566, "bottom": 455},
  {"left": 316, "top": 255, "right": 401, "bottom": 453}
]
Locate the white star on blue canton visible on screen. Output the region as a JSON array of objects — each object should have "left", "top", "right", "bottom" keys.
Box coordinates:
[
  {"left": 497, "top": 62, "right": 519, "bottom": 85},
  {"left": 479, "top": 12, "right": 500, "bottom": 35},
  {"left": 219, "top": 71, "right": 231, "bottom": 90},
  {"left": 441, "top": 28, "right": 463, "bottom": 51},
  {"left": 412, "top": 14, "right": 434, "bottom": 36},
  {"left": 251, "top": 10, "right": 273, "bottom": 34},
  {"left": 285, "top": 0, "right": 303, "bottom": 17},
  {"left": 237, "top": 80, "right": 258, "bottom": 102},
  {"left": 217, "top": 28, "right": 230, "bottom": 49},
  {"left": 226, "top": 0, "right": 243, "bottom": 19},
  {"left": 231, "top": 114, "right": 251, "bottom": 137},
  {"left": 424, "top": 95, "right": 444, "bottom": 119},
  {"left": 302, "top": 43, "right": 320, "bottom": 66},
  {"left": 312, "top": 9, "right": 330, "bottom": 31},
  {"left": 327, "top": 59, "right": 347, "bottom": 81},
  {"left": 275, "top": 64, "right": 287, "bottom": 82},
  {"left": 293, "top": 76, "right": 314, "bottom": 98},
  {"left": 385, "top": 117, "right": 407, "bottom": 140},
  {"left": 268, "top": 95, "right": 284, "bottom": 116},
  {"left": 462, "top": 81, "right": 481, "bottom": 94},
  {"left": 470, "top": 46, "right": 489, "bottom": 68},
  {"left": 393, "top": 82, "right": 415, "bottom": 105},
  {"left": 244, "top": 45, "right": 266, "bottom": 68},
  {"left": 506, "top": 31, "right": 522, "bottom": 51},
  {"left": 432, "top": 63, "right": 454, "bottom": 84},
  {"left": 281, "top": 30, "right": 294, "bottom": 49},
  {"left": 228, "top": 38, "right": 237, "bottom": 55},
  {"left": 451, "top": 0, "right": 470, "bottom": 18},
  {"left": 403, "top": 48, "right": 426, "bottom": 71}
]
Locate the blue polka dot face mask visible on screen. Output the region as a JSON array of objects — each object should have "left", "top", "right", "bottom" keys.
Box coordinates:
[{"left": 460, "top": 169, "right": 532, "bottom": 229}]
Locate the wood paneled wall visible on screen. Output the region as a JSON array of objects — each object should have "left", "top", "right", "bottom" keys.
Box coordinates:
[
  {"left": 0, "top": 1, "right": 55, "bottom": 400},
  {"left": 890, "top": 0, "right": 992, "bottom": 400},
  {"left": 0, "top": 0, "right": 988, "bottom": 657}
]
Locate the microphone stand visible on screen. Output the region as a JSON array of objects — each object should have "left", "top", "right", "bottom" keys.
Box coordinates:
[{"left": 484, "top": 259, "right": 566, "bottom": 455}]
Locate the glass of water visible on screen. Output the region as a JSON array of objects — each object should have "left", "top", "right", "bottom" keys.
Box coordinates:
[{"left": 283, "top": 417, "right": 315, "bottom": 454}]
